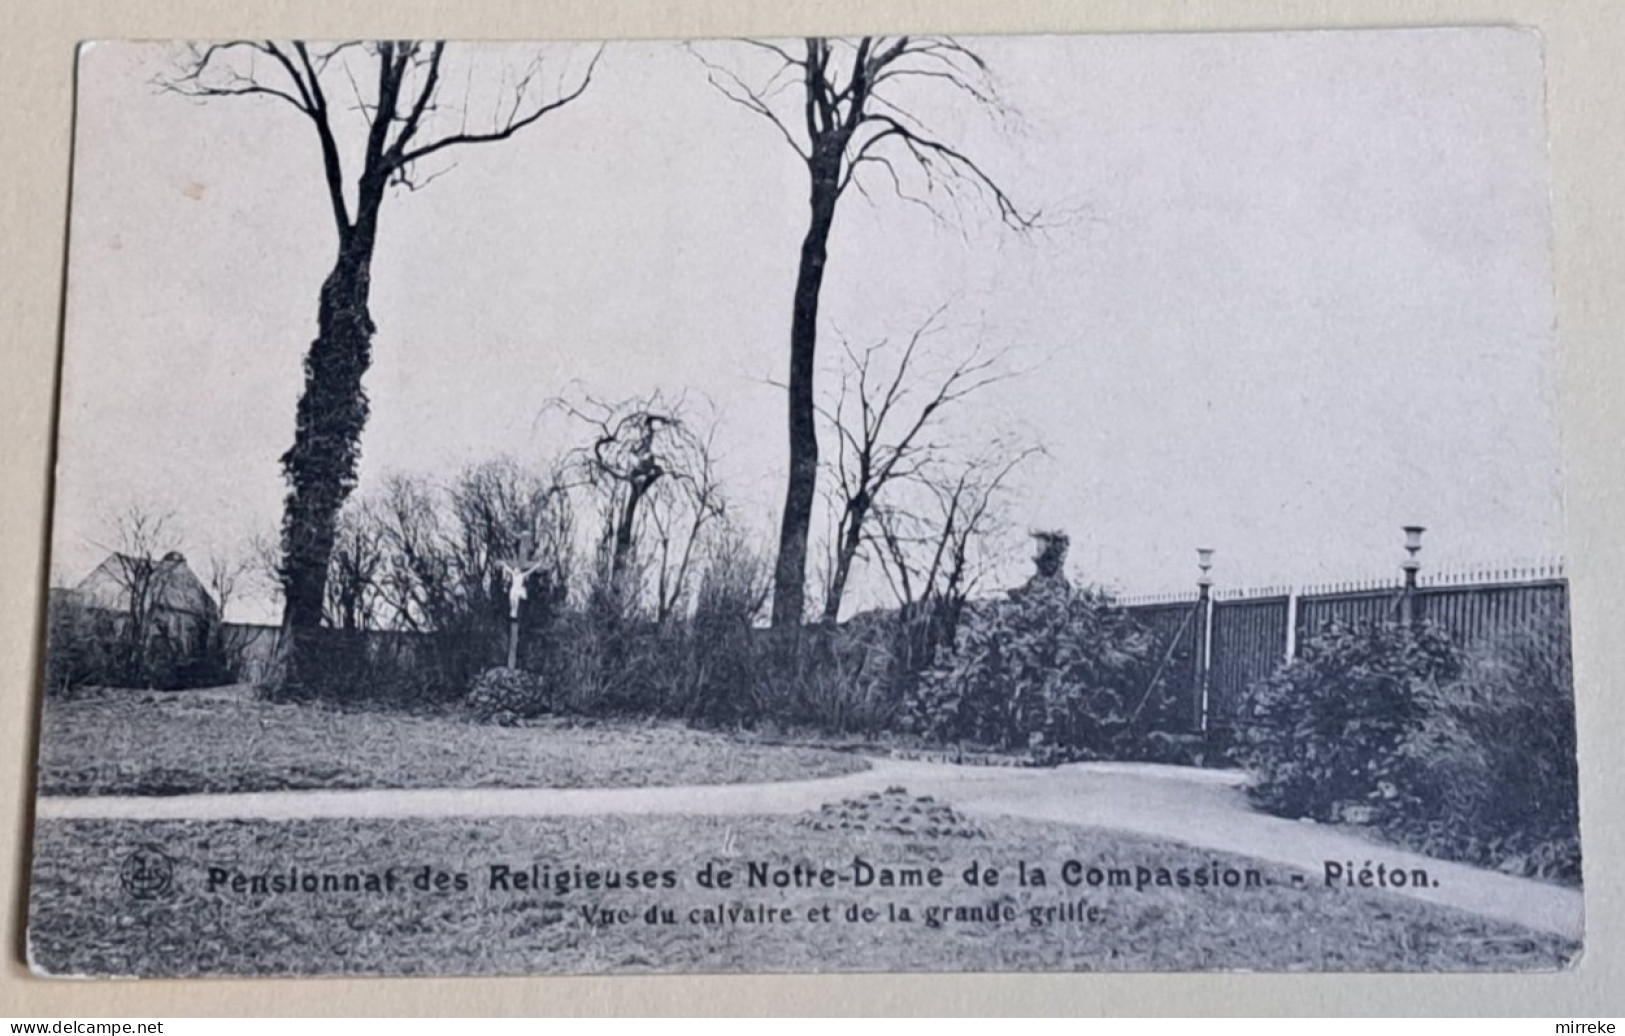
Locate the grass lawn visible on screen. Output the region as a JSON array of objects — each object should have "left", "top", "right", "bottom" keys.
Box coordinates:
[
  {"left": 28, "top": 790, "right": 1576, "bottom": 976},
  {"left": 35, "top": 688, "right": 868, "bottom": 796}
]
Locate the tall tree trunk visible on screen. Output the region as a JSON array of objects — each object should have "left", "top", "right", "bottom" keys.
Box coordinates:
[
  {"left": 278, "top": 216, "right": 380, "bottom": 635},
  {"left": 771, "top": 180, "right": 838, "bottom": 629}
]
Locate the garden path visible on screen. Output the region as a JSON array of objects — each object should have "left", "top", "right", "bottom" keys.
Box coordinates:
[{"left": 35, "top": 757, "right": 1582, "bottom": 941}]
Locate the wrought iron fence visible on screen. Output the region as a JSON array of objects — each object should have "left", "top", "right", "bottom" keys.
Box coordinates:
[{"left": 1121, "top": 559, "right": 1569, "bottom": 743}]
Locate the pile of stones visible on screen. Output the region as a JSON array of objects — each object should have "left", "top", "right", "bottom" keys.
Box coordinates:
[{"left": 797, "top": 786, "right": 987, "bottom": 839}]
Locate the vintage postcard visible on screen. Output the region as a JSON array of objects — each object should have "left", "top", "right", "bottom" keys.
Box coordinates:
[{"left": 27, "top": 28, "right": 1579, "bottom": 977}]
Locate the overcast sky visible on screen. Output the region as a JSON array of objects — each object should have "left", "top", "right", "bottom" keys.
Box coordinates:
[{"left": 53, "top": 29, "right": 1563, "bottom": 623}]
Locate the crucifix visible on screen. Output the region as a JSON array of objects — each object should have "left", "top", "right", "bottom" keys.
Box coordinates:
[{"left": 495, "top": 530, "right": 546, "bottom": 669}]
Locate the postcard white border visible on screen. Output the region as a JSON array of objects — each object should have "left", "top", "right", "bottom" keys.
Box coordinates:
[{"left": 2, "top": 0, "right": 1622, "bottom": 1016}]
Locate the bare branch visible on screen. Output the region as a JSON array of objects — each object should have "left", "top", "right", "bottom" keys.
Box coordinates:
[
  {"left": 857, "top": 114, "right": 1037, "bottom": 229},
  {"left": 736, "top": 38, "right": 807, "bottom": 69},
  {"left": 391, "top": 39, "right": 445, "bottom": 155},
  {"left": 282, "top": 40, "right": 351, "bottom": 231},
  {"left": 397, "top": 45, "right": 602, "bottom": 166},
  {"left": 389, "top": 160, "right": 458, "bottom": 193},
  {"left": 159, "top": 42, "right": 314, "bottom": 116},
  {"left": 815, "top": 303, "right": 1030, "bottom": 620},
  {"left": 687, "top": 44, "right": 809, "bottom": 160}
]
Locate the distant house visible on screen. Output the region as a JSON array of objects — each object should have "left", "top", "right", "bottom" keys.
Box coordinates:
[
  {"left": 64, "top": 550, "right": 220, "bottom": 652},
  {"left": 46, "top": 550, "right": 227, "bottom": 690}
]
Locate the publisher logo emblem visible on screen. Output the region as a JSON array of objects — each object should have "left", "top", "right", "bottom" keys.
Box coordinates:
[{"left": 119, "top": 845, "right": 174, "bottom": 899}]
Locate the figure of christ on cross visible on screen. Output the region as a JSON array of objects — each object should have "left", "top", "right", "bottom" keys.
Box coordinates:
[{"left": 495, "top": 531, "right": 546, "bottom": 669}]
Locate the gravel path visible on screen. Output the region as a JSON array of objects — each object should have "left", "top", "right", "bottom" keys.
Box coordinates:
[{"left": 33, "top": 757, "right": 1582, "bottom": 940}]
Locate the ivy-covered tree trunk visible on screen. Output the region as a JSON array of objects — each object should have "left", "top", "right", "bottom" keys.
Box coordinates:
[
  {"left": 279, "top": 207, "right": 380, "bottom": 635},
  {"left": 166, "top": 41, "right": 600, "bottom": 697}
]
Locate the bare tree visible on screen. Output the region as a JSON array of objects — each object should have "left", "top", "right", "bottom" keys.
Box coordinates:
[
  {"left": 817, "top": 309, "right": 1013, "bottom": 623},
  {"left": 99, "top": 507, "right": 182, "bottom": 645},
  {"left": 164, "top": 41, "right": 600, "bottom": 667},
  {"left": 555, "top": 393, "right": 717, "bottom": 606},
  {"left": 369, "top": 475, "right": 450, "bottom": 632},
  {"left": 869, "top": 442, "right": 1041, "bottom": 620},
  {"left": 205, "top": 547, "right": 254, "bottom": 620},
  {"left": 83, "top": 506, "right": 195, "bottom": 685},
  {"left": 445, "top": 458, "right": 574, "bottom": 629},
  {"left": 200, "top": 545, "right": 256, "bottom": 681},
  {"left": 323, "top": 501, "right": 387, "bottom": 632},
  {"left": 52, "top": 507, "right": 179, "bottom": 690},
  {"left": 646, "top": 422, "right": 727, "bottom": 624},
  {"left": 350, "top": 462, "right": 573, "bottom": 640},
  {"left": 694, "top": 36, "right": 1035, "bottom": 628}
]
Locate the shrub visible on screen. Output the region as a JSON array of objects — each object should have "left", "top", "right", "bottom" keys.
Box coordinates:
[
  {"left": 44, "top": 599, "right": 122, "bottom": 694},
  {"left": 466, "top": 666, "right": 550, "bottom": 723},
  {"left": 763, "top": 620, "right": 906, "bottom": 736},
  {"left": 1236, "top": 613, "right": 1581, "bottom": 885},
  {"left": 550, "top": 599, "right": 630, "bottom": 713},
  {"left": 1400, "top": 612, "right": 1581, "bottom": 883},
  {"left": 1234, "top": 620, "right": 1462, "bottom": 822},
  {"left": 266, "top": 628, "right": 461, "bottom": 708},
  {"left": 909, "top": 574, "right": 1156, "bottom": 759},
  {"left": 45, "top": 597, "right": 235, "bottom": 693},
  {"left": 672, "top": 544, "right": 769, "bottom": 726},
  {"left": 542, "top": 546, "right": 681, "bottom": 716}
]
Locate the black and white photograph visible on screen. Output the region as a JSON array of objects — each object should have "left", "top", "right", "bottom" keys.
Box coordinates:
[{"left": 25, "top": 27, "right": 1581, "bottom": 977}]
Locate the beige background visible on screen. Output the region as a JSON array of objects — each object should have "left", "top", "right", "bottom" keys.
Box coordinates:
[{"left": 2, "top": 0, "right": 1621, "bottom": 1017}]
